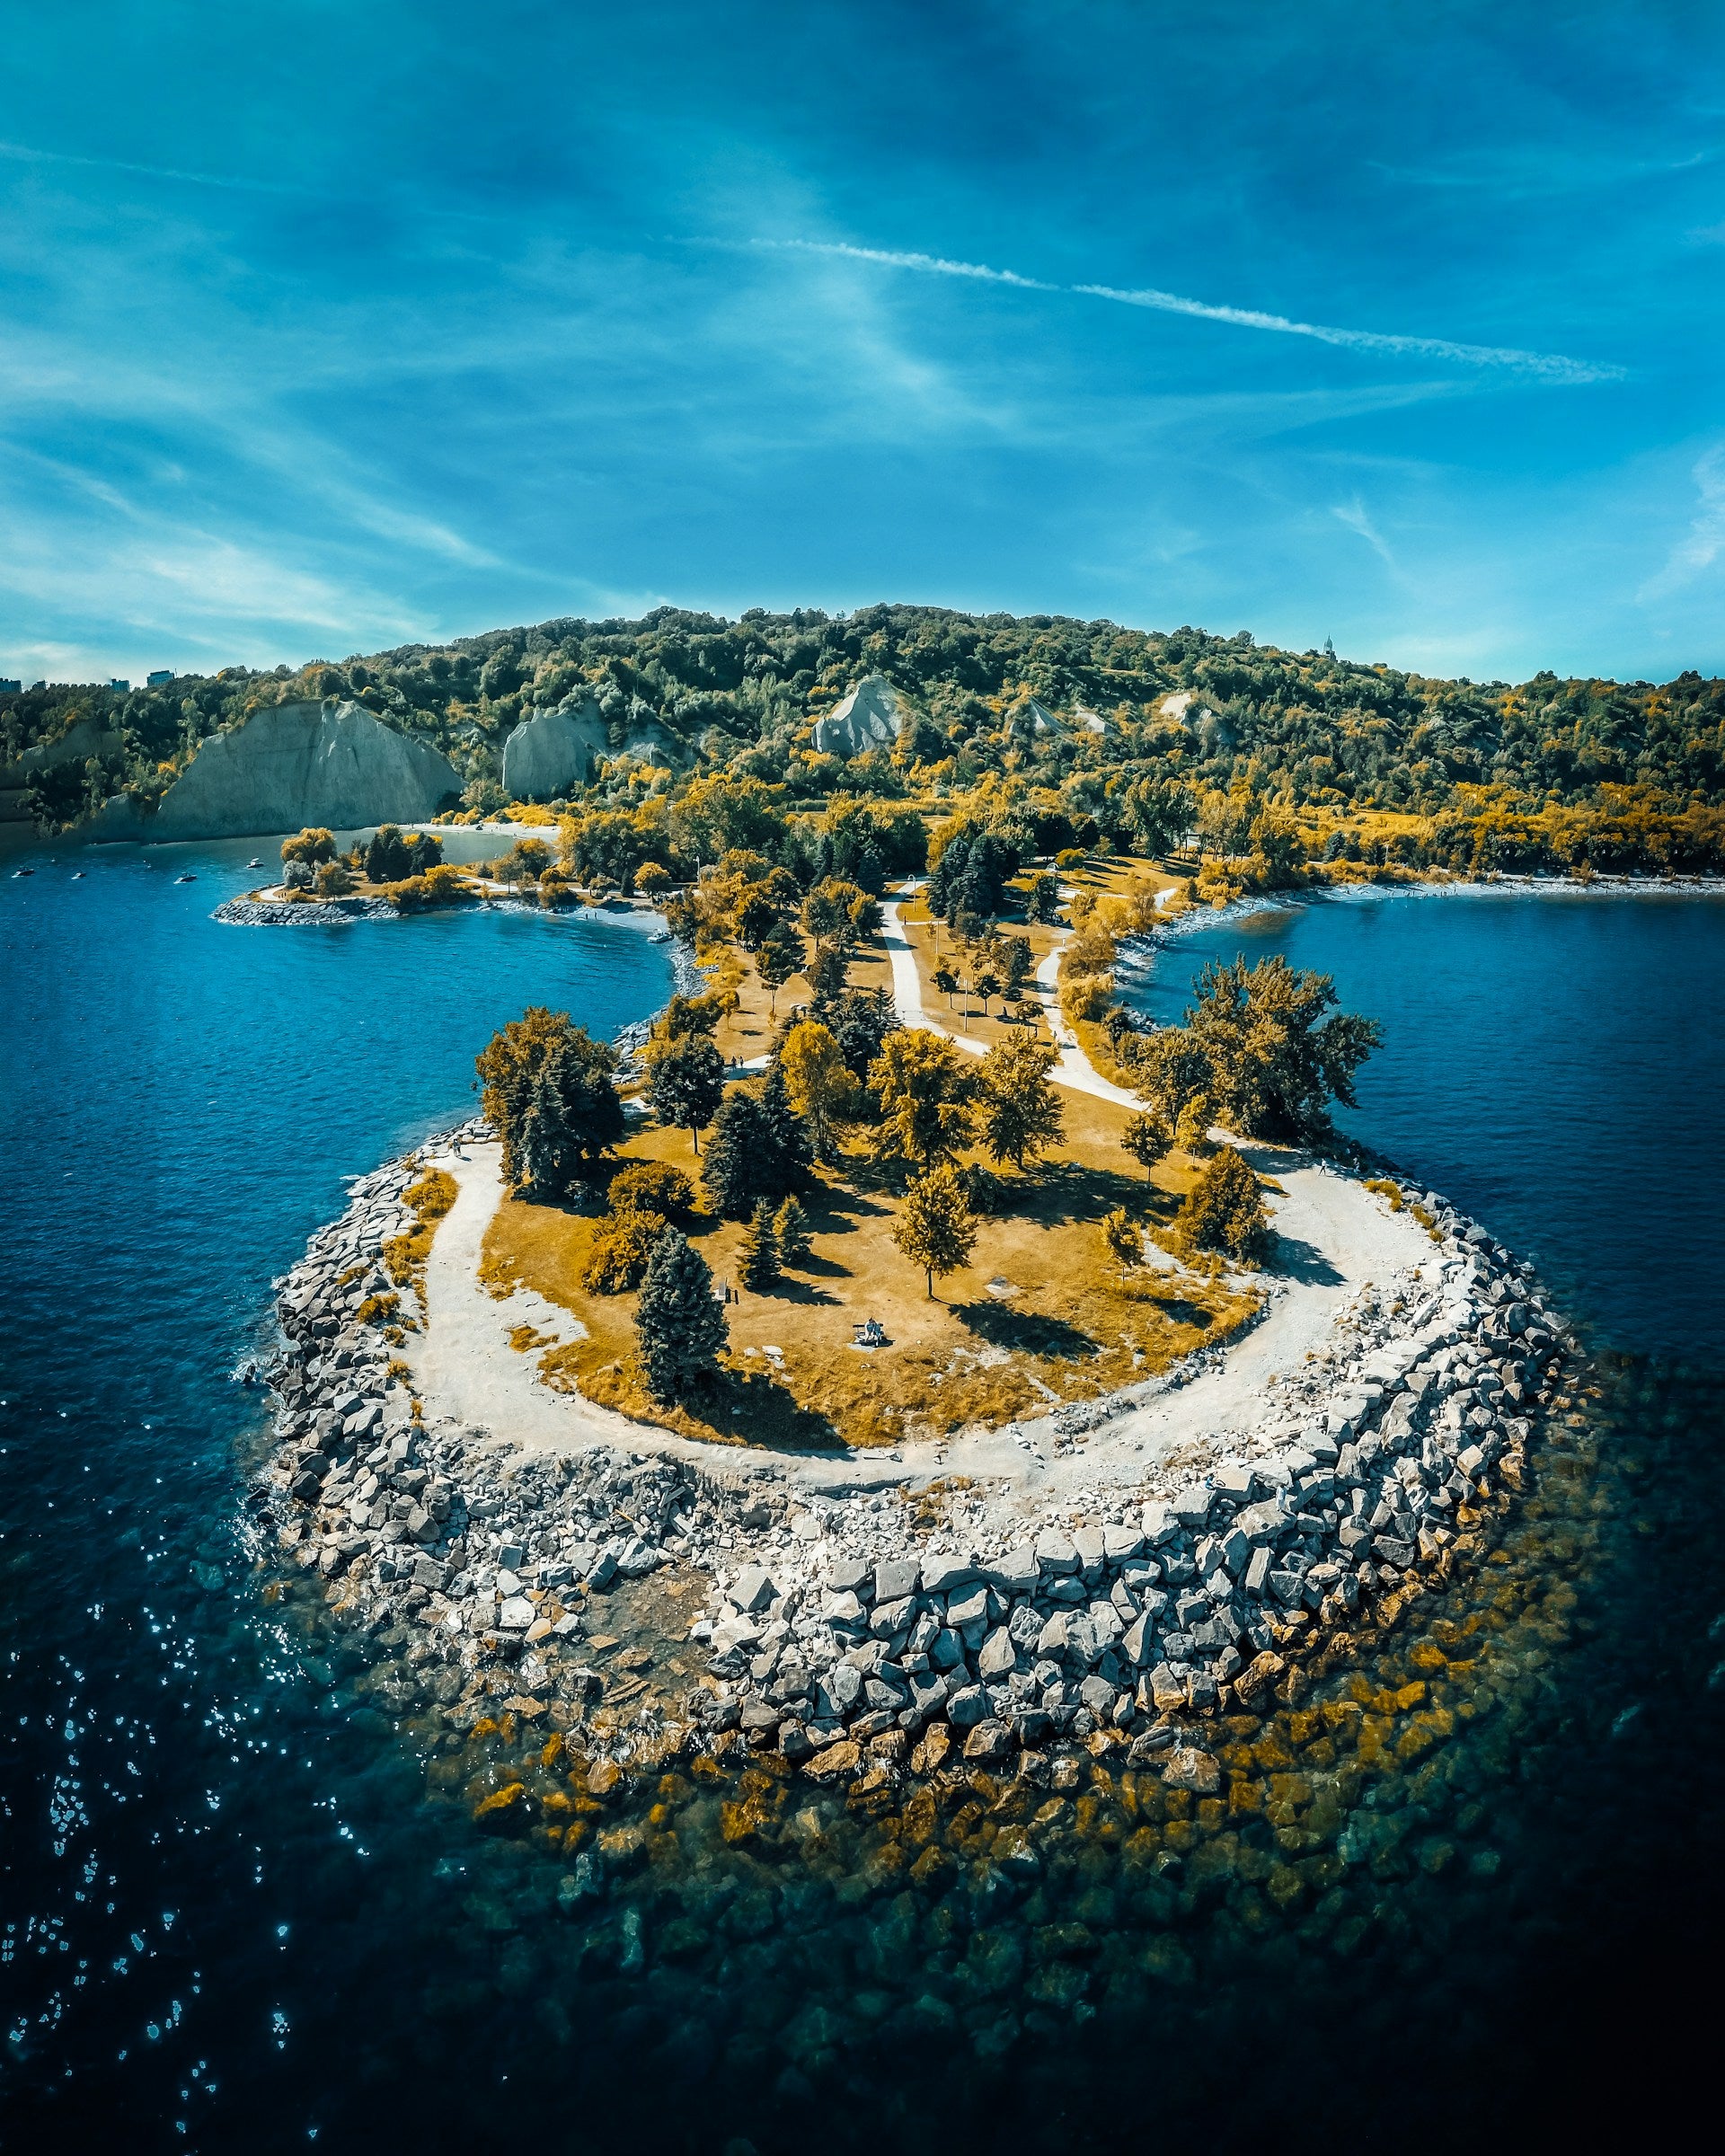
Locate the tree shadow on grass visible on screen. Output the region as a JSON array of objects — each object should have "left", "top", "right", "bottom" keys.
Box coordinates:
[
  {"left": 682, "top": 1368, "right": 844, "bottom": 1453},
  {"left": 754, "top": 1277, "right": 843, "bottom": 1306},
  {"left": 1027, "top": 1157, "right": 1179, "bottom": 1229},
  {"left": 955, "top": 1300, "right": 1100, "bottom": 1361},
  {"left": 1140, "top": 1294, "right": 1216, "bottom": 1330}
]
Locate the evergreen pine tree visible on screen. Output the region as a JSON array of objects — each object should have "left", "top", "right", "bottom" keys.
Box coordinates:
[
  {"left": 759, "top": 1060, "right": 812, "bottom": 1187},
  {"left": 700, "top": 1091, "right": 772, "bottom": 1218},
  {"left": 773, "top": 1196, "right": 812, "bottom": 1269},
  {"left": 648, "top": 1035, "right": 725, "bottom": 1153},
  {"left": 739, "top": 1198, "right": 782, "bottom": 1290},
  {"left": 634, "top": 1231, "right": 728, "bottom": 1401},
  {"left": 516, "top": 1061, "right": 576, "bottom": 1199}
]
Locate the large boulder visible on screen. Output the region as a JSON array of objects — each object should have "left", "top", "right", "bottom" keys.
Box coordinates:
[
  {"left": 96, "top": 699, "right": 461, "bottom": 843},
  {"left": 500, "top": 695, "right": 609, "bottom": 800},
  {"left": 813, "top": 674, "right": 902, "bottom": 757}
]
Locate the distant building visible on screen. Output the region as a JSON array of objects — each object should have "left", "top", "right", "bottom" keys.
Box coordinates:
[
  {"left": 0, "top": 678, "right": 20, "bottom": 694},
  {"left": 110, "top": 678, "right": 130, "bottom": 692},
  {"left": 146, "top": 669, "right": 173, "bottom": 686}
]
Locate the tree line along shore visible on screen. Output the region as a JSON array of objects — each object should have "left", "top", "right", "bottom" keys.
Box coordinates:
[{"left": 9, "top": 600, "right": 1724, "bottom": 883}]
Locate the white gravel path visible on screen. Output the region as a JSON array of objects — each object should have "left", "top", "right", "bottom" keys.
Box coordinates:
[
  {"left": 408, "top": 1124, "right": 1434, "bottom": 1522},
  {"left": 880, "top": 888, "right": 1141, "bottom": 1108}
]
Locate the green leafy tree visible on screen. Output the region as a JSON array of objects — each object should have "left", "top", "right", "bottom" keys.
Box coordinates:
[
  {"left": 282, "top": 826, "right": 336, "bottom": 866},
  {"left": 1124, "top": 776, "right": 1194, "bottom": 856},
  {"left": 933, "top": 964, "right": 959, "bottom": 1006},
  {"left": 868, "top": 1029, "right": 980, "bottom": 1169},
  {"left": 972, "top": 968, "right": 1001, "bottom": 1018},
  {"left": 476, "top": 1008, "right": 624, "bottom": 1191},
  {"left": 1181, "top": 956, "right": 1382, "bottom": 1140},
  {"left": 739, "top": 1198, "right": 782, "bottom": 1289},
  {"left": 649, "top": 1036, "right": 725, "bottom": 1153},
  {"left": 1175, "top": 1091, "right": 1216, "bottom": 1157},
  {"left": 801, "top": 877, "right": 877, "bottom": 945},
  {"left": 1175, "top": 1144, "right": 1272, "bottom": 1263},
  {"left": 314, "top": 859, "right": 352, "bottom": 897},
  {"left": 756, "top": 924, "right": 805, "bottom": 1015},
  {"left": 892, "top": 1162, "right": 978, "bottom": 1298},
  {"left": 997, "top": 932, "right": 1034, "bottom": 992},
  {"left": 978, "top": 1033, "right": 1064, "bottom": 1170},
  {"left": 773, "top": 1195, "right": 812, "bottom": 1268},
  {"left": 1121, "top": 1108, "right": 1172, "bottom": 1180},
  {"left": 735, "top": 890, "right": 779, "bottom": 950},
  {"left": 1132, "top": 1026, "right": 1216, "bottom": 1127},
  {"left": 1101, "top": 1207, "right": 1144, "bottom": 1282},
  {"left": 1025, "top": 872, "right": 1060, "bottom": 924},
  {"left": 827, "top": 987, "right": 900, "bottom": 1081},
  {"left": 634, "top": 1231, "right": 728, "bottom": 1399},
  {"left": 778, "top": 1019, "right": 859, "bottom": 1162}
]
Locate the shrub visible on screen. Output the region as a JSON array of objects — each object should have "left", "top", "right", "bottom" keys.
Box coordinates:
[
  {"left": 1174, "top": 1144, "right": 1271, "bottom": 1264},
  {"left": 634, "top": 861, "right": 672, "bottom": 896},
  {"left": 581, "top": 1210, "right": 669, "bottom": 1294},
  {"left": 608, "top": 1161, "right": 694, "bottom": 1215}
]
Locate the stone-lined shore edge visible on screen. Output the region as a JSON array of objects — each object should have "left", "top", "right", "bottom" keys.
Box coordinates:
[{"left": 254, "top": 1119, "right": 1570, "bottom": 1807}]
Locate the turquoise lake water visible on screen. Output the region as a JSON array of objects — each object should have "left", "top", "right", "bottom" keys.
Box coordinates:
[
  {"left": 2, "top": 853, "right": 1722, "bottom": 2153},
  {"left": 1121, "top": 885, "right": 1725, "bottom": 1362}
]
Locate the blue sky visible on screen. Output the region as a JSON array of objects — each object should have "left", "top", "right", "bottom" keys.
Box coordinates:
[{"left": 2, "top": 0, "right": 1722, "bottom": 686}]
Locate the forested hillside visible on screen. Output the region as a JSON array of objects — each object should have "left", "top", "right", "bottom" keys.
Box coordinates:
[{"left": 6, "top": 604, "right": 1724, "bottom": 872}]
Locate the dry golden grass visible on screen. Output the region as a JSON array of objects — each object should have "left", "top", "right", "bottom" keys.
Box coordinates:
[{"left": 479, "top": 1074, "right": 1257, "bottom": 1454}]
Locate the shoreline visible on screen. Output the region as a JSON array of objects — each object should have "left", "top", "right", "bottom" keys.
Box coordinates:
[{"left": 257, "top": 1115, "right": 1569, "bottom": 1793}]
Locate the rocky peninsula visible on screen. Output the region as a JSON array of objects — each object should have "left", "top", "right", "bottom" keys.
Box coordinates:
[{"left": 257, "top": 1119, "right": 1565, "bottom": 1803}]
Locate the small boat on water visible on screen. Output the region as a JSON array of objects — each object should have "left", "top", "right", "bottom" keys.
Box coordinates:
[
  {"left": 174, "top": 872, "right": 196, "bottom": 883},
  {"left": 12, "top": 867, "right": 32, "bottom": 878},
  {"left": 247, "top": 857, "right": 262, "bottom": 868},
  {"left": 71, "top": 870, "right": 84, "bottom": 879}
]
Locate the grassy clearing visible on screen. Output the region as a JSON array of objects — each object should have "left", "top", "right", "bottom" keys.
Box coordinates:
[{"left": 479, "top": 1016, "right": 1258, "bottom": 1453}]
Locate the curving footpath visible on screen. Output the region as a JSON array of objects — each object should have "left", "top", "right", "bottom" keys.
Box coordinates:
[{"left": 880, "top": 886, "right": 1141, "bottom": 1109}]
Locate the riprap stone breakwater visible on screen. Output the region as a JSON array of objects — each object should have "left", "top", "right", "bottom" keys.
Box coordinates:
[
  {"left": 88, "top": 697, "right": 461, "bottom": 844},
  {"left": 258, "top": 1132, "right": 1567, "bottom": 1797},
  {"left": 215, "top": 895, "right": 402, "bottom": 926}
]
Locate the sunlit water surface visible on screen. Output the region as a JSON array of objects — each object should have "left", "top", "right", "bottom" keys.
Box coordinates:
[{"left": 3, "top": 859, "right": 1722, "bottom": 2154}]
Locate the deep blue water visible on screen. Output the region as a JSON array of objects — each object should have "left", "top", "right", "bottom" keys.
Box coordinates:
[
  {"left": 1124, "top": 887, "right": 1725, "bottom": 1362},
  {"left": 2, "top": 854, "right": 1723, "bottom": 2155}
]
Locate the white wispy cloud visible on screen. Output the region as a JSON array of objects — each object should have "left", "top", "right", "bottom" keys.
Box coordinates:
[
  {"left": 1074, "top": 283, "right": 1623, "bottom": 384},
  {"left": 748, "top": 237, "right": 1058, "bottom": 290},
  {"left": 737, "top": 234, "right": 1623, "bottom": 384},
  {"left": 1331, "top": 496, "right": 1396, "bottom": 567},
  {"left": 0, "top": 137, "right": 325, "bottom": 199},
  {"left": 1638, "top": 444, "right": 1725, "bottom": 599}
]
